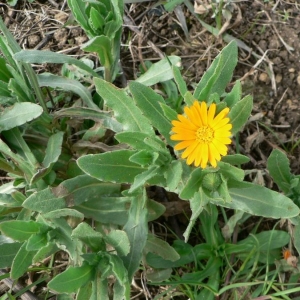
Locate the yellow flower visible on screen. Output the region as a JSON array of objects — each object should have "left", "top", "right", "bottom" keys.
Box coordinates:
[{"left": 170, "top": 101, "right": 232, "bottom": 168}]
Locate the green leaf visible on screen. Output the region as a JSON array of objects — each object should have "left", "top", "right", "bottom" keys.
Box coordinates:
[
  {"left": 37, "top": 73, "right": 98, "bottom": 109},
  {"left": 77, "top": 150, "right": 146, "bottom": 183},
  {"left": 48, "top": 264, "right": 94, "bottom": 293},
  {"left": 53, "top": 175, "right": 121, "bottom": 206},
  {"left": 42, "top": 209, "right": 84, "bottom": 220},
  {"left": 160, "top": 102, "right": 178, "bottom": 122},
  {"left": 145, "top": 234, "right": 180, "bottom": 261},
  {"left": 67, "top": 0, "right": 91, "bottom": 33},
  {"left": 193, "top": 41, "right": 238, "bottom": 100},
  {"left": 212, "top": 180, "right": 300, "bottom": 219},
  {"left": 218, "top": 162, "right": 244, "bottom": 181},
  {"left": 0, "top": 102, "right": 43, "bottom": 132},
  {"left": 33, "top": 242, "right": 59, "bottom": 263},
  {"left": 172, "top": 65, "right": 187, "bottom": 97},
  {"left": 26, "top": 233, "right": 47, "bottom": 251},
  {"left": 146, "top": 268, "right": 172, "bottom": 282},
  {"left": 106, "top": 230, "right": 130, "bottom": 256},
  {"left": 94, "top": 78, "right": 154, "bottom": 134},
  {"left": 228, "top": 95, "right": 253, "bottom": 135},
  {"left": 135, "top": 56, "right": 181, "bottom": 86},
  {"left": 224, "top": 80, "right": 241, "bottom": 108},
  {"left": 221, "top": 154, "right": 250, "bottom": 165},
  {"left": 72, "top": 222, "right": 104, "bottom": 252},
  {"left": 129, "top": 166, "right": 160, "bottom": 193},
  {"left": 43, "top": 131, "right": 64, "bottom": 168},
  {"left": 164, "top": 160, "right": 183, "bottom": 192},
  {"left": 74, "top": 196, "right": 131, "bottom": 225},
  {"left": 129, "top": 150, "right": 159, "bottom": 167},
  {"left": 121, "top": 189, "right": 148, "bottom": 281},
  {"left": 180, "top": 168, "right": 212, "bottom": 200},
  {"left": 0, "top": 220, "right": 42, "bottom": 242},
  {"left": 267, "top": 149, "right": 291, "bottom": 194},
  {"left": 11, "top": 241, "right": 36, "bottom": 280},
  {"left": 0, "top": 242, "right": 22, "bottom": 268},
  {"left": 54, "top": 107, "right": 122, "bottom": 132},
  {"left": 23, "top": 187, "right": 66, "bottom": 213},
  {"left": 183, "top": 188, "right": 210, "bottom": 242},
  {"left": 14, "top": 50, "right": 99, "bottom": 77},
  {"left": 129, "top": 81, "right": 172, "bottom": 144},
  {"left": 82, "top": 36, "right": 112, "bottom": 67},
  {"left": 115, "top": 132, "right": 161, "bottom": 151}
]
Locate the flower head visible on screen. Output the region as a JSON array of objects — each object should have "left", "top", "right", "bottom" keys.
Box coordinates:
[{"left": 170, "top": 101, "right": 232, "bottom": 168}]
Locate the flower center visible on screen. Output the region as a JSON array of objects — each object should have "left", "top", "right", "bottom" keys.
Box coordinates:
[{"left": 196, "top": 125, "right": 214, "bottom": 143}]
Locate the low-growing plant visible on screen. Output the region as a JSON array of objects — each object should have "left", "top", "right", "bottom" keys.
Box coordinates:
[{"left": 0, "top": 1, "right": 300, "bottom": 299}]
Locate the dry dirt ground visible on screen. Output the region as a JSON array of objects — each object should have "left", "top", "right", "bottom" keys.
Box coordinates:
[{"left": 0, "top": 0, "right": 300, "bottom": 298}]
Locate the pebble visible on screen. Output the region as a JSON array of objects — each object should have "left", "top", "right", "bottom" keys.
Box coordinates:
[
  {"left": 297, "top": 75, "right": 300, "bottom": 86},
  {"left": 289, "top": 68, "right": 295, "bottom": 73},
  {"left": 275, "top": 74, "right": 282, "bottom": 83},
  {"left": 259, "top": 72, "right": 269, "bottom": 82}
]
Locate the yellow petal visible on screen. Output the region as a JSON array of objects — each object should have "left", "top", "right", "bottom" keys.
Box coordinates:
[
  {"left": 200, "top": 102, "right": 208, "bottom": 125},
  {"left": 207, "top": 103, "right": 216, "bottom": 123},
  {"left": 214, "top": 137, "right": 232, "bottom": 145},
  {"left": 174, "top": 140, "right": 194, "bottom": 150},
  {"left": 182, "top": 141, "right": 199, "bottom": 159},
  {"left": 200, "top": 143, "right": 209, "bottom": 168},
  {"left": 211, "top": 117, "right": 230, "bottom": 130},
  {"left": 171, "top": 133, "right": 196, "bottom": 141},
  {"left": 194, "top": 144, "right": 204, "bottom": 167},
  {"left": 208, "top": 142, "right": 221, "bottom": 161},
  {"left": 184, "top": 106, "right": 202, "bottom": 127},
  {"left": 172, "top": 127, "right": 196, "bottom": 135}
]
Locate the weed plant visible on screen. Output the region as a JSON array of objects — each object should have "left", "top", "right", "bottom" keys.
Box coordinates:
[{"left": 0, "top": 0, "right": 300, "bottom": 299}]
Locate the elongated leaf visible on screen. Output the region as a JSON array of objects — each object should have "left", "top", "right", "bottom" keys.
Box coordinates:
[
  {"left": 67, "top": 0, "right": 91, "bottom": 33},
  {"left": 212, "top": 180, "right": 300, "bottom": 219},
  {"left": 0, "top": 220, "right": 42, "bottom": 242},
  {"left": 180, "top": 168, "right": 211, "bottom": 200},
  {"left": 94, "top": 78, "right": 154, "bottom": 134},
  {"left": 74, "top": 196, "right": 131, "bottom": 225},
  {"left": 183, "top": 188, "right": 210, "bottom": 242},
  {"left": 224, "top": 80, "right": 241, "bottom": 108},
  {"left": 145, "top": 234, "right": 180, "bottom": 261},
  {"left": 228, "top": 95, "right": 253, "bottom": 135},
  {"left": 82, "top": 36, "right": 112, "bottom": 67},
  {"left": 42, "top": 209, "right": 84, "bottom": 220},
  {"left": 48, "top": 264, "right": 94, "bottom": 293},
  {"left": 77, "top": 150, "right": 146, "bottom": 183},
  {"left": 14, "top": 50, "right": 99, "bottom": 77},
  {"left": 129, "top": 166, "right": 160, "bottom": 193},
  {"left": 129, "top": 81, "right": 172, "bottom": 144},
  {"left": 11, "top": 241, "right": 36, "bottom": 280},
  {"left": 53, "top": 175, "right": 121, "bottom": 206},
  {"left": 0, "top": 102, "right": 42, "bottom": 132},
  {"left": 54, "top": 107, "right": 122, "bottom": 132},
  {"left": 135, "top": 56, "right": 181, "bottom": 86},
  {"left": 221, "top": 154, "right": 250, "bottom": 165},
  {"left": 23, "top": 187, "right": 66, "bottom": 213},
  {"left": 72, "top": 222, "right": 104, "bottom": 252},
  {"left": 172, "top": 65, "right": 187, "bottom": 97},
  {"left": 121, "top": 189, "right": 148, "bottom": 281},
  {"left": 267, "top": 149, "right": 291, "bottom": 194},
  {"left": 194, "top": 41, "right": 237, "bottom": 100},
  {"left": 0, "top": 242, "right": 22, "bottom": 268},
  {"left": 165, "top": 160, "right": 183, "bottom": 192},
  {"left": 43, "top": 131, "right": 64, "bottom": 168},
  {"left": 38, "top": 73, "right": 98, "bottom": 109},
  {"left": 106, "top": 230, "right": 130, "bottom": 257}
]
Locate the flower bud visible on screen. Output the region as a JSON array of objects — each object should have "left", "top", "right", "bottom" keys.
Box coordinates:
[{"left": 202, "top": 173, "right": 222, "bottom": 191}]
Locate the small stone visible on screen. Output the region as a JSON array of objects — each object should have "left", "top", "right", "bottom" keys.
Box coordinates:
[
  {"left": 289, "top": 68, "right": 295, "bottom": 73},
  {"left": 259, "top": 72, "right": 269, "bottom": 82},
  {"left": 297, "top": 75, "right": 300, "bottom": 86},
  {"left": 275, "top": 74, "right": 282, "bottom": 83}
]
